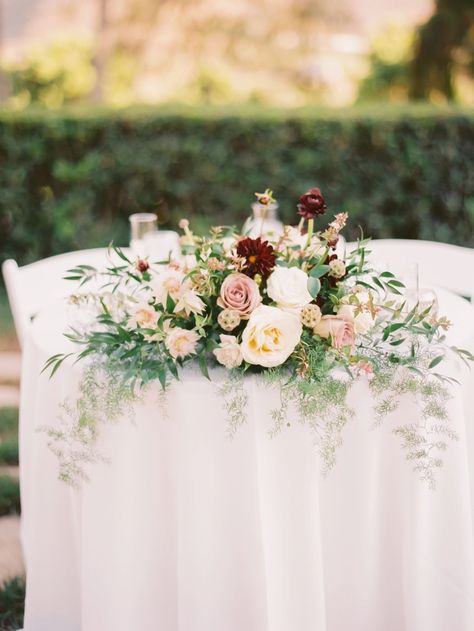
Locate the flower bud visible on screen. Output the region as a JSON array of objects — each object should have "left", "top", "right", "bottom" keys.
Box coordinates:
[
  {"left": 218, "top": 309, "right": 241, "bottom": 332},
  {"left": 136, "top": 259, "right": 150, "bottom": 273},
  {"left": 301, "top": 304, "right": 322, "bottom": 328},
  {"left": 328, "top": 259, "right": 346, "bottom": 279}
]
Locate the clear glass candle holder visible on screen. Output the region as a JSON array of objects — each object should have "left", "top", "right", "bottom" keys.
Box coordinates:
[
  {"left": 129, "top": 213, "right": 158, "bottom": 255},
  {"left": 243, "top": 202, "right": 283, "bottom": 241}
]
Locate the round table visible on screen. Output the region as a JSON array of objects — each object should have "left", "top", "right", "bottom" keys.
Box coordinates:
[{"left": 19, "top": 288, "right": 474, "bottom": 631}]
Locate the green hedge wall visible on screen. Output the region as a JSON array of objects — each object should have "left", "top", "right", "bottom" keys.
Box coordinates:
[{"left": 1, "top": 105, "right": 473, "bottom": 265}]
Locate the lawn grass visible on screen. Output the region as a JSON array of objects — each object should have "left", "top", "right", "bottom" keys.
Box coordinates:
[
  {"left": 0, "top": 576, "right": 25, "bottom": 631},
  {"left": 0, "top": 441, "right": 19, "bottom": 466},
  {"left": 0, "top": 476, "right": 20, "bottom": 516},
  {"left": 0, "top": 407, "right": 19, "bottom": 468},
  {"left": 0, "top": 289, "right": 18, "bottom": 352},
  {"left": 0, "top": 408, "right": 18, "bottom": 440}
]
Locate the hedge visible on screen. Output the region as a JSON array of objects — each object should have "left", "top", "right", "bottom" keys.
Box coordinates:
[
  {"left": 1, "top": 105, "right": 473, "bottom": 265},
  {"left": 0, "top": 475, "right": 20, "bottom": 516}
]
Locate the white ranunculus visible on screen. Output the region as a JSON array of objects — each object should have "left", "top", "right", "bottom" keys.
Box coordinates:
[
  {"left": 267, "top": 266, "right": 313, "bottom": 311},
  {"left": 338, "top": 304, "right": 374, "bottom": 335},
  {"left": 241, "top": 305, "right": 302, "bottom": 368}
]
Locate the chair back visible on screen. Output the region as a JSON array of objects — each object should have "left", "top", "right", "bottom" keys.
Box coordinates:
[
  {"left": 346, "top": 239, "right": 474, "bottom": 302},
  {"left": 2, "top": 248, "right": 126, "bottom": 347}
]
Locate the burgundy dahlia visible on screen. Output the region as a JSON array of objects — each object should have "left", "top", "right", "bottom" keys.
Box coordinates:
[
  {"left": 236, "top": 237, "right": 276, "bottom": 279},
  {"left": 297, "top": 187, "right": 327, "bottom": 219}
]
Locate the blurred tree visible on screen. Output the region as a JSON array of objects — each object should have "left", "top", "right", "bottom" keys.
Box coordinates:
[
  {"left": 357, "top": 24, "right": 413, "bottom": 102},
  {"left": 109, "top": 0, "right": 351, "bottom": 104},
  {"left": 410, "top": 0, "right": 474, "bottom": 100},
  {"left": 0, "top": 0, "right": 10, "bottom": 102},
  {"left": 8, "top": 40, "right": 96, "bottom": 108},
  {"left": 91, "top": 0, "right": 109, "bottom": 102}
]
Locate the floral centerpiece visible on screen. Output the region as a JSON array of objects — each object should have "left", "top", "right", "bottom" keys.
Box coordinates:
[{"left": 45, "top": 187, "right": 473, "bottom": 487}]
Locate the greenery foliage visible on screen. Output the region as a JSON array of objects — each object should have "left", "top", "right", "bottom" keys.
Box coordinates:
[{"left": 1, "top": 106, "right": 474, "bottom": 268}]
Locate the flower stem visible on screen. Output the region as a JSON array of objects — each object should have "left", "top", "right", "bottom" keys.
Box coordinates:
[{"left": 305, "top": 218, "right": 314, "bottom": 249}]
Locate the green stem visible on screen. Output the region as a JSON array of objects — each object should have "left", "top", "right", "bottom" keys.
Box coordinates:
[{"left": 305, "top": 218, "right": 314, "bottom": 250}]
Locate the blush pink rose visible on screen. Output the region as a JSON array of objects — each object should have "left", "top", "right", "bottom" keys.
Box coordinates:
[
  {"left": 217, "top": 273, "right": 262, "bottom": 319},
  {"left": 314, "top": 314, "right": 355, "bottom": 350}
]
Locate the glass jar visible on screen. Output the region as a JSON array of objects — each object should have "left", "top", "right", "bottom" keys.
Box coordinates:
[{"left": 243, "top": 202, "right": 283, "bottom": 241}]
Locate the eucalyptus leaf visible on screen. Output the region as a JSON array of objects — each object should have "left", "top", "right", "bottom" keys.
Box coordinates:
[
  {"left": 309, "top": 265, "right": 330, "bottom": 279},
  {"left": 429, "top": 355, "right": 444, "bottom": 369},
  {"left": 307, "top": 277, "right": 321, "bottom": 299}
]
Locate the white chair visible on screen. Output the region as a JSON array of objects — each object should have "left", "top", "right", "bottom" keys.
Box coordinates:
[
  {"left": 346, "top": 239, "right": 474, "bottom": 302},
  {"left": 2, "top": 248, "right": 132, "bottom": 348}
]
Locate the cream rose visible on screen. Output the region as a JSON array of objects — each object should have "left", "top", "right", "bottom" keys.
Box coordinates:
[
  {"left": 241, "top": 305, "right": 302, "bottom": 368},
  {"left": 313, "top": 314, "right": 355, "bottom": 350},
  {"left": 266, "top": 266, "right": 313, "bottom": 311},
  {"left": 217, "top": 273, "right": 262, "bottom": 319},
  {"left": 213, "top": 335, "right": 243, "bottom": 369}
]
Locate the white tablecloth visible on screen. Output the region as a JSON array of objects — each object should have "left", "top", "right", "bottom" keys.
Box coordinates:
[{"left": 19, "top": 289, "right": 474, "bottom": 631}]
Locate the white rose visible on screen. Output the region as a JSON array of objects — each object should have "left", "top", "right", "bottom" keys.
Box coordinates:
[
  {"left": 213, "top": 335, "right": 243, "bottom": 369},
  {"left": 241, "top": 305, "right": 302, "bottom": 368},
  {"left": 338, "top": 304, "right": 374, "bottom": 335},
  {"left": 267, "top": 266, "right": 313, "bottom": 311}
]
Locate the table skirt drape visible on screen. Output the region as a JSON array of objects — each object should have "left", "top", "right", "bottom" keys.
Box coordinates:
[{"left": 19, "top": 291, "right": 474, "bottom": 631}]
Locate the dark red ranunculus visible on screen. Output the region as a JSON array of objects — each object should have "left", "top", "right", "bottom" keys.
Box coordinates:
[
  {"left": 236, "top": 237, "right": 276, "bottom": 279},
  {"left": 297, "top": 187, "right": 327, "bottom": 219}
]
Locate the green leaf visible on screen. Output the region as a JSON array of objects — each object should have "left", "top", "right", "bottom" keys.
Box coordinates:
[
  {"left": 307, "top": 277, "right": 321, "bottom": 299},
  {"left": 157, "top": 366, "right": 167, "bottom": 390},
  {"left": 371, "top": 276, "right": 385, "bottom": 291},
  {"left": 429, "top": 355, "right": 444, "bottom": 369},
  {"left": 113, "top": 246, "right": 132, "bottom": 264},
  {"left": 166, "top": 294, "right": 175, "bottom": 313},
  {"left": 382, "top": 322, "right": 405, "bottom": 341},
  {"left": 198, "top": 355, "right": 210, "bottom": 380},
  {"left": 356, "top": 280, "right": 376, "bottom": 291},
  {"left": 309, "top": 265, "right": 330, "bottom": 279},
  {"left": 389, "top": 338, "right": 406, "bottom": 346}
]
